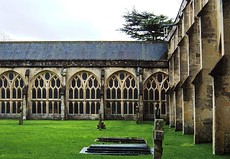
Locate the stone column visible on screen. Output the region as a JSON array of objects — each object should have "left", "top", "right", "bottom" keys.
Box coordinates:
[
  {"left": 200, "top": 0, "right": 219, "bottom": 70},
  {"left": 192, "top": 0, "right": 219, "bottom": 144},
  {"left": 22, "top": 85, "right": 28, "bottom": 120},
  {"left": 181, "top": 78, "right": 194, "bottom": 134},
  {"left": 211, "top": 57, "right": 230, "bottom": 154},
  {"left": 175, "top": 86, "right": 183, "bottom": 131},
  {"left": 137, "top": 67, "right": 143, "bottom": 122},
  {"left": 211, "top": 0, "right": 230, "bottom": 154},
  {"left": 193, "top": 69, "right": 213, "bottom": 144},
  {"left": 168, "top": 54, "right": 175, "bottom": 127},
  {"left": 182, "top": 77, "right": 194, "bottom": 134},
  {"left": 60, "top": 87, "right": 65, "bottom": 120},
  {"left": 100, "top": 69, "right": 105, "bottom": 120},
  {"left": 19, "top": 85, "right": 28, "bottom": 125},
  {"left": 165, "top": 93, "right": 170, "bottom": 125},
  {"left": 61, "top": 67, "right": 67, "bottom": 120},
  {"left": 185, "top": 16, "right": 202, "bottom": 135},
  {"left": 178, "top": 35, "right": 194, "bottom": 134},
  {"left": 24, "top": 69, "right": 30, "bottom": 119},
  {"left": 169, "top": 90, "right": 175, "bottom": 128}
]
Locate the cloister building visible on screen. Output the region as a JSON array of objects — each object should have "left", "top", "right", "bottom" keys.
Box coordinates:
[
  {"left": 0, "top": 0, "right": 229, "bottom": 156},
  {"left": 0, "top": 41, "right": 169, "bottom": 121}
]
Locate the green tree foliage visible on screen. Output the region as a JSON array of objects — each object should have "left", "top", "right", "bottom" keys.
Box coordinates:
[{"left": 120, "top": 9, "right": 172, "bottom": 41}]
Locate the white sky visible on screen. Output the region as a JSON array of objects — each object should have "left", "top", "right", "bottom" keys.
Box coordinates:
[{"left": 0, "top": 0, "right": 182, "bottom": 41}]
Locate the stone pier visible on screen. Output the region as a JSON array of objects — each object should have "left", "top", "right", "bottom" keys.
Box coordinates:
[
  {"left": 211, "top": 0, "right": 230, "bottom": 154},
  {"left": 175, "top": 86, "right": 183, "bottom": 131},
  {"left": 168, "top": 90, "right": 175, "bottom": 128},
  {"left": 193, "top": 70, "right": 213, "bottom": 143},
  {"left": 181, "top": 78, "right": 194, "bottom": 134},
  {"left": 166, "top": 0, "right": 230, "bottom": 155},
  {"left": 211, "top": 56, "right": 230, "bottom": 154}
]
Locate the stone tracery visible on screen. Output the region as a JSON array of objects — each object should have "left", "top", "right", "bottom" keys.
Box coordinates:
[
  {"left": 105, "top": 71, "right": 138, "bottom": 118},
  {"left": 68, "top": 71, "right": 101, "bottom": 117},
  {"left": 31, "top": 71, "right": 62, "bottom": 116},
  {"left": 0, "top": 71, "right": 24, "bottom": 115},
  {"left": 143, "top": 72, "right": 169, "bottom": 120}
]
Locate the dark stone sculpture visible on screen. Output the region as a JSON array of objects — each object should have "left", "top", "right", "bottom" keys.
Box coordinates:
[
  {"left": 18, "top": 106, "right": 23, "bottom": 125},
  {"left": 154, "top": 105, "right": 160, "bottom": 120},
  {"left": 153, "top": 119, "right": 164, "bottom": 159},
  {"left": 97, "top": 109, "right": 106, "bottom": 130}
]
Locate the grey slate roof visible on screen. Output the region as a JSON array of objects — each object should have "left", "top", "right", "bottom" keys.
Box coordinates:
[{"left": 0, "top": 41, "right": 167, "bottom": 61}]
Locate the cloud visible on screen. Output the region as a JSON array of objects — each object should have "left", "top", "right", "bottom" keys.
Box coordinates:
[{"left": 0, "top": 0, "right": 182, "bottom": 41}]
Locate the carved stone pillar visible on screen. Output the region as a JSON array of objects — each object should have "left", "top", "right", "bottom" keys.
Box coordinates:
[
  {"left": 100, "top": 69, "right": 105, "bottom": 120},
  {"left": 61, "top": 67, "right": 67, "bottom": 120},
  {"left": 22, "top": 85, "right": 28, "bottom": 120},
  {"left": 24, "top": 69, "right": 30, "bottom": 119},
  {"left": 137, "top": 67, "right": 143, "bottom": 122},
  {"left": 60, "top": 87, "right": 65, "bottom": 120}
]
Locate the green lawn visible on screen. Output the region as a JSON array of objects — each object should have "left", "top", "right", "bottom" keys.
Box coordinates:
[{"left": 0, "top": 120, "right": 229, "bottom": 159}]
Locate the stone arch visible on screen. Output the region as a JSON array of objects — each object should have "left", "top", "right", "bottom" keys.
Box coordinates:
[
  {"left": 143, "top": 72, "right": 169, "bottom": 120},
  {"left": 30, "top": 71, "right": 62, "bottom": 116},
  {"left": 106, "top": 69, "right": 137, "bottom": 80},
  {"left": 105, "top": 70, "right": 138, "bottom": 119},
  {"left": 67, "top": 71, "right": 101, "bottom": 118},
  {"left": 0, "top": 71, "right": 25, "bottom": 115}
]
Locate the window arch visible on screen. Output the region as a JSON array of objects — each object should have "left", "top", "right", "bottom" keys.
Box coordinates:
[
  {"left": 31, "top": 71, "right": 62, "bottom": 115},
  {"left": 105, "top": 71, "right": 138, "bottom": 117},
  {"left": 0, "top": 71, "right": 24, "bottom": 114},
  {"left": 68, "top": 71, "right": 101, "bottom": 115},
  {"left": 143, "top": 72, "right": 169, "bottom": 120}
]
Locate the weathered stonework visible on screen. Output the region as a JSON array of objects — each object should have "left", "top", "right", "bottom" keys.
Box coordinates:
[
  {"left": 175, "top": 85, "right": 183, "bottom": 131},
  {"left": 181, "top": 77, "right": 194, "bottom": 134},
  {"left": 211, "top": 56, "right": 230, "bottom": 154},
  {"left": 193, "top": 69, "right": 213, "bottom": 143},
  {"left": 0, "top": 42, "right": 170, "bottom": 121},
  {"left": 167, "top": 0, "right": 230, "bottom": 155},
  {"left": 211, "top": 0, "right": 230, "bottom": 154},
  {"left": 0, "top": 0, "right": 229, "bottom": 156},
  {"left": 168, "top": 89, "right": 175, "bottom": 128},
  {"left": 0, "top": 64, "right": 169, "bottom": 121}
]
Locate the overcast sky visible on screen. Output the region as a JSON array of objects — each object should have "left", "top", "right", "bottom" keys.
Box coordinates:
[{"left": 0, "top": 0, "right": 182, "bottom": 41}]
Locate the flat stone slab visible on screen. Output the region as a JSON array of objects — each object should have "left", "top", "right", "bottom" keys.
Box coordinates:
[
  {"left": 95, "top": 137, "right": 147, "bottom": 144},
  {"left": 80, "top": 143, "right": 153, "bottom": 155}
]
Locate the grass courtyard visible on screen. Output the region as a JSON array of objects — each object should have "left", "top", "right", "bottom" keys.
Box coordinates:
[{"left": 0, "top": 120, "right": 230, "bottom": 159}]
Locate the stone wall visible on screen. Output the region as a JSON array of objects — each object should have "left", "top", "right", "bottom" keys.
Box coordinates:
[
  {"left": 0, "top": 62, "right": 169, "bottom": 121},
  {"left": 167, "top": 0, "right": 230, "bottom": 155}
]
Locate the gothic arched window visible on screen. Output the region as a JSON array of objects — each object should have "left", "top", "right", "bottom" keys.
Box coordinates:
[
  {"left": 106, "top": 71, "right": 138, "bottom": 116},
  {"left": 0, "top": 71, "right": 24, "bottom": 114},
  {"left": 31, "top": 72, "right": 61, "bottom": 115},
  {"left": 143, "top": 72, "right": 169, "bottom": 120},
  {"left": 68, "top": 71, "right": 100, "bottom": 115}
]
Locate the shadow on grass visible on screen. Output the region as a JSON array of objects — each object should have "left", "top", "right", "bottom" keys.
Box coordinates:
[{"left": 163, "top": 126, "right": 230, "bottom": 159}]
